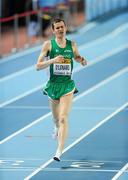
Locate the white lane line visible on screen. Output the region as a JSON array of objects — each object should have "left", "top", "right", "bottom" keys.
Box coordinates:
[
  {"left": 0, "top": 85, "right": 43, "bottom": 108},
  {"left": 0, "top": 65, "right": 35, "bottom": 82},
  {"left": 0, "top": 168, "right": 128, "bottom": 172},
  {"left": 0, "top": 158, "right": 123, "bottom": 164},
  {"left": 1, "top": 12, "right": 128, "bottom": 64},
  {"left": 74, "top": 43, "right": 128, "bottom": 73},
  {"left": 0, "top": 21, "right": 97, "bottom": 64},
  {"left": 77, "top": 22, "right": 97, "bottom": 34},
  {"left": 0, "top": 158, "right": 51, "bottom": 161},
  {"left": 1, "top": 41, "right": 128, "bottom": 84},
  {"left": 1, "top": 43, "right": 128, "bottom": 108},
  {"left": 0, "top": 45, "right": 42, "bottom": 64},
  {"left": 1, "top": 22, "right": 128, "bottom": 82},
  {"left": 0, "top": 67, "right": 128, "bottom": 145},
  {"left": 24, "top": 101, "right": 128, "bottom": 180},
  {"left": 74, "top": 67, "right": 128, "bottom": 102},
  {"left": 0, "top": 112, "right": 52, "bottom": 145},
  {"left": 112, "top": 163, "right": 128, "bottom": 180},
  {"left": 79, "top": 22, "right": 128, "bottom": 50},
  {"left": 2, "top": 106, "right": 128, "bottom": 111}
]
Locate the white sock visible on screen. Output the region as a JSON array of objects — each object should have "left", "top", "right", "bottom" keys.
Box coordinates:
[
  {"left": 54, "top": 149, "right": 62, "bottom": 159},
  {"left": 52, "top": 126, "right": 58, "bottom": 139}
]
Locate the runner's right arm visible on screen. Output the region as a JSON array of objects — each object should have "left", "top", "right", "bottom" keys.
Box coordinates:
[{"left": 36, "top": 41, "right": 64, "bottom": 70}]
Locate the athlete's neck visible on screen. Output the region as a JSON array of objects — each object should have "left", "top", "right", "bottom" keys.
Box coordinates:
[{"left": 55, "top": 38, "right": 66, "bottom": 47}]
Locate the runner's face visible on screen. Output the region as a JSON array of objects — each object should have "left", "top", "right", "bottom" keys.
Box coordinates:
[{"left": 53, "top": 21, "right": 67, "bottom": 38}]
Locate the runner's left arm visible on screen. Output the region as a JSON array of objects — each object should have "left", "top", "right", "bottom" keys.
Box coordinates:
[{"left": 72, "top": 42, "right": 87, "bottom": 66}]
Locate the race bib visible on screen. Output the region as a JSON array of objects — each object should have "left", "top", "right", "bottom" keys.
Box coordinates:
[{"left": 53, "top": 59, "right": 71, "bottom": 75}]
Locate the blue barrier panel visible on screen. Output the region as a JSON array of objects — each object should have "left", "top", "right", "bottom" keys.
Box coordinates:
[
  {"left": 38, "top": 0, "right": 68, "bottom": 8},
  {"left": 85, "top": 0, "right": 128, "bottom": 21},
  {"left": 38, "top": 0, "right": 57, "bottom": 7}
]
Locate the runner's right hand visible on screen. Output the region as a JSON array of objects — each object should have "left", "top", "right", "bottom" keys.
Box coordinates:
[{"left": 53, "top": 55, "right": 65, "bottom": 63}]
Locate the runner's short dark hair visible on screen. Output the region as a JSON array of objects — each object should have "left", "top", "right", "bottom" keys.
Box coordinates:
[{"left": 52, "top": 19, "right": 66, "bottom": 29}]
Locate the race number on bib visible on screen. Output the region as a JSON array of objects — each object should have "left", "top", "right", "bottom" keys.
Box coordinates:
[{"left": 53, "top": 63, "right": 71, "bottom": 75}]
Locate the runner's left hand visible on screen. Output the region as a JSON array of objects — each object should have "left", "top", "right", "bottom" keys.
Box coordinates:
[
  {"left": 75, "top": 56, "right": 87, "bottom": 66},
  {"left": 81, "top": 59, "right": 87, "bottom": 66}
]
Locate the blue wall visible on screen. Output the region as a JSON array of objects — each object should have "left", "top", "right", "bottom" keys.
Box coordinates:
[
  {"left": 38, "top": 0, "right": 68, "bottom": 8},
  {"left": 38, "top": 0, "right": 57, "bottom": 7},
  {"left": 85, "top": 0, "right": 128, "bottom": 21}
]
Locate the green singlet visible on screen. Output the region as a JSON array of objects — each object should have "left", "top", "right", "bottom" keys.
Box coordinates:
[{"left": 43, "top": 38, "right": 78, "bottom": 100}]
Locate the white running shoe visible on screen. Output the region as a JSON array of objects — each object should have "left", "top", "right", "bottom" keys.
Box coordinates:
[
  {"left": 52, "top": 127, "right": 58, "bottom": 139},
  {"left": 53, "top": 156, "right": 60, "bottom": 161},
  {"left": 53, "top": 149, "right": 62, "bottom": 162}
]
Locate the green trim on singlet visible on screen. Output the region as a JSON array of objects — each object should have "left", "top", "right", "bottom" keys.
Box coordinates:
[{"left": 43, "top": 38, "right": 78, "bottom": 100}]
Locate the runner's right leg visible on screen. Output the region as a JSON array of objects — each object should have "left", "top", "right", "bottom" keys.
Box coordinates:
[{"left": 49, "top": 99, "right": 60, "bottom": 138}]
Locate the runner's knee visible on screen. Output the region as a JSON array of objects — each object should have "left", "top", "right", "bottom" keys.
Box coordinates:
[{"left": 59, "top": 115, "right": 67, "bottom": 125}]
